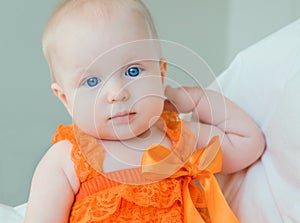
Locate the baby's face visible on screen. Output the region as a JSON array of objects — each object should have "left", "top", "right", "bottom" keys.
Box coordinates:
[{"left": 52, "top": 10, "right": 166, "bottom": 140}]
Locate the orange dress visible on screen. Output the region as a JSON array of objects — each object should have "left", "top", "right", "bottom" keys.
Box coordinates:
[{"left": 52, "top": 111, "right": 239, "bottom": 223}]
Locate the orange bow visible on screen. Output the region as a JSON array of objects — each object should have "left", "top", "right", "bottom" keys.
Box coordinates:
[{"left": 142, "top": 136, "right": 239, "bottom": 223}]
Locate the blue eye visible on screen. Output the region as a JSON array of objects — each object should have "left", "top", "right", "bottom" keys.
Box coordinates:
[
  {"left": 85, "top": 77, "right": 101, "bottom": 87},
  {"left": 125, "top": 67, "right": 142, "bottom": 77}
]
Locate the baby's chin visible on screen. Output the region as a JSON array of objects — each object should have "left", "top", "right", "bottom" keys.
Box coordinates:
[
  {"left": 98, "top": 129, "right": 149, "bottom": 141},
  {"left": 95, "top": 123, "right": 156, "bottom": 141}
]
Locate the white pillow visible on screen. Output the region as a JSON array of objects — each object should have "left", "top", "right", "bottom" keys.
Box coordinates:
[
  {"left": 0, "top": 204, "right": 24, "bottom": 223},
  {"left": 209, "top": 18, "right": 300, "bottom": 223}
]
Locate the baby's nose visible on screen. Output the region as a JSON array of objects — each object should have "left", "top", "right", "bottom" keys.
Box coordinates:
[
  {"left": 107, "top": 91, "right": 129, "bottom": 103},
  {"left": 106, "top": 81, "right": 129, "bottom": 103}
]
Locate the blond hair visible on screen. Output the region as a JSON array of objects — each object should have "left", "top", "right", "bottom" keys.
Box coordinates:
[{"left": 42, "top": 0, "right": 159, "bottom": 83}]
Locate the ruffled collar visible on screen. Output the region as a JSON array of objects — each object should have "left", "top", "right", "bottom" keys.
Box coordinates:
[{"left": 73, "top": 111, "right": 196, "bottom": 184}]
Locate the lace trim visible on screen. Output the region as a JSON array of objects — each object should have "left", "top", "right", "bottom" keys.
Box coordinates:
[
  {"left": 70, "top": 178, "right": 211, "bottom": 223},
  {"left": 70, "top": 178, "right": 185, "bottom": 222},
  {"left": 52, "top": 125, "right": 99, "bottom": 182}
]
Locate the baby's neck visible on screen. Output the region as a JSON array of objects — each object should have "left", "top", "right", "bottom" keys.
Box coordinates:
[{"left": 100, "top": 125, "right": 171, "bottom": 173}]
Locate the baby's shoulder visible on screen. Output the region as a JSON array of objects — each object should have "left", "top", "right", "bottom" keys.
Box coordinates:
[
  {"left": 184, "top": 120, "right": 201, "bottom": 137},
  {"left": 184, "top": 120, "right": 215, "bottom": 149},
  {"left": 38, "top": 139, "right": 80, "bottom": 192},
  {"left": 46, "top": 139, "right": 73, "bottom": 161}
]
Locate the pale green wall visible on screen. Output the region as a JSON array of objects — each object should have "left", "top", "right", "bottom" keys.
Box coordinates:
[
  {"left": 225, "top": 0, "right": 300, "bottom": 65},
  {"left": 143, "top": 0, "right": 230, "bottom": 85},
  {"left": 0, "top": 0, "right": 299, "bottom": 206},
  {"left": 0, "top": 0, "right": 71, "bottom": 206}
]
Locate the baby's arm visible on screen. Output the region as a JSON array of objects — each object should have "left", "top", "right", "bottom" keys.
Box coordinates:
[
  {"left": 24, "top": 140, "right": 80, "bottom": 223},
  {"left": 165, "top": 86, "right": 265, "bottom": 173}
]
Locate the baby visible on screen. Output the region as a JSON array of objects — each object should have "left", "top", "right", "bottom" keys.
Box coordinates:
[{"left": 24, "top": 0, "right": 265, "bottom": 222}]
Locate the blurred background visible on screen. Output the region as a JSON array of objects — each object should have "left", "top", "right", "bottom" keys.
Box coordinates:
[{"left": 1, "top": 0, "right": 299, "bottom": 206}]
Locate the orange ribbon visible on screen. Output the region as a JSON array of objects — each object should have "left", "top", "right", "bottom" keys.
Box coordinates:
[{"left": 142, "top": 136, "right": 239, "bottom": 223}]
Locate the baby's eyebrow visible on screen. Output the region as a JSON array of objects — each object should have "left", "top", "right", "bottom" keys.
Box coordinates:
[{"left": 73, "top": 69, "right": 90, "bottom": 85}]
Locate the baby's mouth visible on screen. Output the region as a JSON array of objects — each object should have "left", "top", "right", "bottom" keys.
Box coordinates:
[{"left": 108, "top": 111, "right": 137, "bottom": 123}]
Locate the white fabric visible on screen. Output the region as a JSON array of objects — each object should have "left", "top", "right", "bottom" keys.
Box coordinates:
[
  {"left": 209, "top": 18, "right": 300, "bottom": 223},
  {"left": 0, "top": 204, "right": 26, "bottom": 223}
]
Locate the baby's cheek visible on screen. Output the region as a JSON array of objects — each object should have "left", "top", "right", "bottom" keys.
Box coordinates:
[{"left": 72, "top": 95, "right": 98, "bottom": 127}]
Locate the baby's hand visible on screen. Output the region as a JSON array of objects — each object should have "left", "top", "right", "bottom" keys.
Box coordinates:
[{"left": 164, "top": 85, "right": 203, "bottom": 115}]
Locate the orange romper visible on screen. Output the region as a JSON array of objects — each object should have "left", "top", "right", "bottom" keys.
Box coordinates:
[{"left": 52, "top": 111, "right": 239, "bottom": 223}]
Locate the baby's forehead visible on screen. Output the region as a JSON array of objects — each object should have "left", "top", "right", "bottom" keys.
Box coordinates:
[
  {"left": 44, "top": 0, "right": 157, "bottom": 47},
  {"left": 52, "top": 6, "right": 156, "bottom": 55},
  {"left": 46, "top": 0, "right": 154, "bottom": 47},
  {"left": 43, "top": 0, "right": 159, "bottom": 83}
]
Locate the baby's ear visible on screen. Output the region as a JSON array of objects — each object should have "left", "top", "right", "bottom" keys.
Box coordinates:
[
  {"left": 51, "top": 83, "right": 72, "bottom": 116},
  {"left": 160, "top": 58, "right": 167, "bottom": 84}
]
